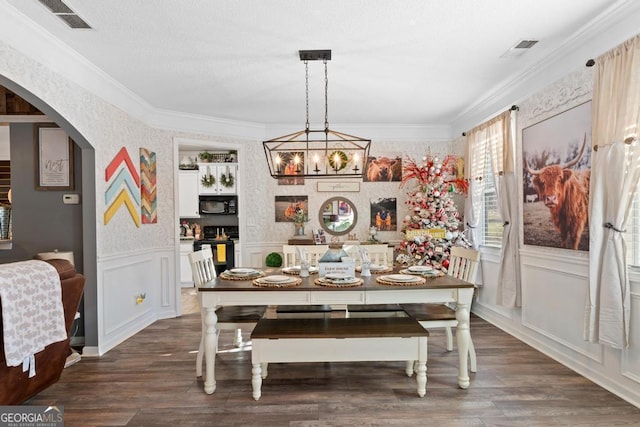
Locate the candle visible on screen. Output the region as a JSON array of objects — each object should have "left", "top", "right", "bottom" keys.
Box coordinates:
[
  {"left": 333, "top": 152, "right": 341, "bottom": 171},
  {"left": 294, "top": 154, "right": 301, "bottom": 173},
  {"left": 353, "top": 153, "right": 360, "bottom": 172},
  {"left": 275, "top": 155, "right": 282, "bottom": 174},
  {"left": 313, "top": 154, "right": 320, "bottom": 173}
]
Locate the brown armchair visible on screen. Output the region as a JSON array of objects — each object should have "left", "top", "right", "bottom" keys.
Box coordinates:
[{"left": 0, "top": 259, "right": 85, "bottom": 404}]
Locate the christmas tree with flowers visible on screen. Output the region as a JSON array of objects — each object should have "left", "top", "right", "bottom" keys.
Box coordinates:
[{"left": 396, "top": 153, "right": 471, "bottom": 273}]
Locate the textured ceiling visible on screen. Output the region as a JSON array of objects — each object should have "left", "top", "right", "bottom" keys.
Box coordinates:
[{"left": 2, "top": 0, "right": 623, "bottom": 128}]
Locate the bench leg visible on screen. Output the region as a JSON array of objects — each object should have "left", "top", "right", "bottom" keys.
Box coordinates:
[
  {"left": 261, "top": 363, "right": 268, "bottom": 379},
  {"left": 405, "top": 360, "right": 414, "bottom": 377},
  {"left": 415, "top": 360, "right": 427, "bottom": 397},
  {"left": 252, "top": 363, "right": 263, "bottom": 401},
  {"left": 234, "top": 328, "right": 243, "bottom": 347}
]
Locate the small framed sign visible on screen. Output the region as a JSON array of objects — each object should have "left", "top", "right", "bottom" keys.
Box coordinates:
[
  {"left": 317, "top": 181, "right": 360, "bottom": 192},
  {"left": 35, "top": 124, "right": 74, "bottom": 191}
]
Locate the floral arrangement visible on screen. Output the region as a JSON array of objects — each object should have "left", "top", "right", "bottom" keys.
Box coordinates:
[
  {"left": 284, "top": 202, "right": 308, "bottom": 224},
  {"left": 400, "top": 153, "right": 468, "bottom": 194}
]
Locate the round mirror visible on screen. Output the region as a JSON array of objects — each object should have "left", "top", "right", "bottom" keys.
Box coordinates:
[{"left": 318, "top": 197, "right": 358, "bottom": 236}]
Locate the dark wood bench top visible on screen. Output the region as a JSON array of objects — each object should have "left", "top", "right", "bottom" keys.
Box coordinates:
[{"left": 251, "top": 317, "right": 429, "bottom": 340}]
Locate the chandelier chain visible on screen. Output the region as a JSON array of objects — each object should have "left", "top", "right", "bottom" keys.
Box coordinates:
[
  {"left": 324, "top": 59, "right": 329, "bottom": 131},
  {"left": 305, "top": 60, "right": 310, "bottom": 131}
]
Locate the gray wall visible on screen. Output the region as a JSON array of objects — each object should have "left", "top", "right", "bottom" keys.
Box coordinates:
[{"left": 2, "top": 123, "right": 84, "bottom": 335}]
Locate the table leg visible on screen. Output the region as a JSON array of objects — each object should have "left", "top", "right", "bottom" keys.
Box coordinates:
[
  {"left": 203, "top": 307, "right": 218, "bottom": 394},
  {"left": 455, "top": 287, "right": 474, "bottom": 389},
  {"left": 252, "top": 363, "right": 263, "bottom": 401}
]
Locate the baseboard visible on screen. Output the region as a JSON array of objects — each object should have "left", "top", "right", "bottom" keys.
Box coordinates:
[{"left": 80, "top": 346, "right": 100, "bottom": 357}]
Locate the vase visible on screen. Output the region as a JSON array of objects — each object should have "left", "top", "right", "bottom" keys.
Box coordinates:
[{"left": 294, "top": 223, "right": 305, "bottom": 236}]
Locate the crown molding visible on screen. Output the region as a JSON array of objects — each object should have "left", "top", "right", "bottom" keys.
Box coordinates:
[
  {"left": 451, "top": 0, "right": 640, "bottom": 135},
  {"left": 264, "top": 123, "right": 452, "bottom": 142}
]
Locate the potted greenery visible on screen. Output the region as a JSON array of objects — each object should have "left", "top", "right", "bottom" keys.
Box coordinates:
[
  {"left": 198, "top": 151, "right": 214, "bottom": 162},
  {"left": 265, "top": 252, "right": 283, "bottom": 267}
]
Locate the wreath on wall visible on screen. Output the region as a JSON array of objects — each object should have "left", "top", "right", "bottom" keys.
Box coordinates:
[
  {"left": 201, "top": 174, "right": 215, "bottom": 188},
  {"left": 328, "top": 150, "right": 348, "bottom": 171},
  {"left": 220, "top": 172, "right": 235, "bottom": 188}
]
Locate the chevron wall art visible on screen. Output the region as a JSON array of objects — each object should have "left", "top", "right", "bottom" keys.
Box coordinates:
[
  {"left": 104, "top": 146, "right": 141, "bottom": 227},
  {"left": 140, "top": 147, "right": 157, "bottom": 224}
]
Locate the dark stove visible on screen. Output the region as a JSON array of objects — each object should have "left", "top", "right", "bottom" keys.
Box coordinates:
[{"left": 194, "top": 226, "right": 239, "bottom": 272}]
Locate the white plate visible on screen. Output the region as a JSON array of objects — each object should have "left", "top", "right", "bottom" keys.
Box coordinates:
[
  {"left": 325, "top": 277, "right": 360, "bottom": 285},
  {"left": 408, "top": 266, "right": 433, "bottom": 273},
  {"left": 283, "top": 266, "right": 301, "bottom": 272},
  {"left": 326, "top": 273, "right": 352, "bottom": 280},
  {"left": 384, "top": 274, "right": 420, "bottom": 282},
  {"left": 369, "top": 264, "right": 387, "bottom": 271},
  {"left": 260, "top": 275, "right": 293, "bottom": 283},
  {"left": 230, "top": 268, "right": 259, "bottom": 275}
]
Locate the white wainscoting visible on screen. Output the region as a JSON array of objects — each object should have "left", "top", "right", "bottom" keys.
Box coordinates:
[
  {"left": 622, "top": 278, "right": 640, "bottom": 383},
  {"left": 97, "top": 248, "right": 177, "bottom": 355},
  {"left": 473, "top": 247, "right": 640, "bottom": 408},
  {"left": 521, "top": 254, "right": 602, "bottom": 362}
]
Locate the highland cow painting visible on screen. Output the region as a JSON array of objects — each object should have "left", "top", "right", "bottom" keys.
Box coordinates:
[{"left": 522, "top": 101, "right": 591, "bottom": 251}]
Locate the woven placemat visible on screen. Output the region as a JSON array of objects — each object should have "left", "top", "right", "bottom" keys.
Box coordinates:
[
  {"left": 355, "top": 266, "right": 393, "bottom": 274},
  {"left": 314, "top": 278, "right": 363, "bottom": 288},
  {"left": 399, "top": 269, "right": 445, "bottom": 278},
  {"left": 375, "top": 275, "right": 426, "bottom": 286},
  {"left": 252, "top": 277, "right": 302, "bottom": 288},
  {"left": 281, "top": 268, "right": 319, "bottom": 276},
  {"left": 219, "top": 271, "right": 266, "bottom": 281}
]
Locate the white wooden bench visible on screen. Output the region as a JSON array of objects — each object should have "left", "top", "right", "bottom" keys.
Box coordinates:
[{"left": 250, "top": 317, "right": 429, "bottom": 400}]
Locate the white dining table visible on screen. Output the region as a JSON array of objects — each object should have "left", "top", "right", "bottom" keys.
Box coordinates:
[{"left": 197, "top": 269, "right": 475, "bottom": 394}]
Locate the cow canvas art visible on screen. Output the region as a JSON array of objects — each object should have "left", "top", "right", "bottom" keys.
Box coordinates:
[
  {"left": 522, "top": 101, "right": 591, "bottom": 251},
  {"left": 363, "top": 155, "right": 402, "bottom": 182}
]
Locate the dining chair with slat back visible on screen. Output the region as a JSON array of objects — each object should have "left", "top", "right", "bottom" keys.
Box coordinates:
[
  {"left": 189, "top": 248, "right": 266, "bottom": 377},
  {"left": 344, "top": 243, "right": 404, "bottom": 317},
  {"left": 401, "top": 246, "right": 480, "bottom": 373},
  {"left": 277, "top": 244, "right": 332, "bottom": 318}
]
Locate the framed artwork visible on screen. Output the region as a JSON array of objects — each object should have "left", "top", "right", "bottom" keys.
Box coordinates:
[
  {"left": 370, "top": 197, "right": 397, "bottom": 230},
  {"left": 277, "top": 151, "right": 305, "bottom": 185},
  {"left": 522, "top": 100, "right": 591, "bottom": 251},
  {"left": 312, "top": 228, "right": 327, "bottom": 244},
  {"left": 35, "top": 124, "right": 74, "bottom": 190},
  {"left": 363, "top": 155, "right": 402, "bottom": 182},
  {"left": 275, "top": 195, "right": 308, "bottom": 223}
]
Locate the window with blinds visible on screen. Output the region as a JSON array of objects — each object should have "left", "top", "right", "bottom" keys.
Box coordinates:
[{"left": 482, "top": 159, "right": 503, "bottom": 247}]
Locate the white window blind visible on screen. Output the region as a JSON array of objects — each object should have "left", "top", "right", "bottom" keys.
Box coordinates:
[{"left": 482, "top": 152, "right": 503, "bottom": 247}]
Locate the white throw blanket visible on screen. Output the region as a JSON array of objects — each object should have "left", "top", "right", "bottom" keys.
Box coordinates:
[{"left": 0, "top": 260, "right": 67, "bottom": 377}]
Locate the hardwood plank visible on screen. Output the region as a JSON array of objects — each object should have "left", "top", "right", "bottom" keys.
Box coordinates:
[{"left": 23, "top": 289, "right": 640, "bottom": 427}]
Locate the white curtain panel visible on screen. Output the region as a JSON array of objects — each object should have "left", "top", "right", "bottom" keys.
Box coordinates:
[
  {"left": 584, "top": 34, "right": 640, "bottom": 349},
  {"left": 465, "top": 110, "right": 520, "bottom": 307}
]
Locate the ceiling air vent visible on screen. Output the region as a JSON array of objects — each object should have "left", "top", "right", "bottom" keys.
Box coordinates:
[
  {"left": 500, "top": 39, "right": 539, "bottom": 58},
  {"left": 37, "top": 0, "right": 92, "bottom": 29}
]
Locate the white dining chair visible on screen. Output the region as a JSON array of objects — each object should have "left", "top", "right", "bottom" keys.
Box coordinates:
[
  {"left": 401, "top": 246, "right": 480, "bottom": 372},
  {"left": 344, "top": 244, "right": 404, "bottom": 317},
  {"left": 189, "top": 248, "right": 265, "bottom": 377},
  {"left": 282, "top": 244, "right": 329, "bottom": 267},
  {"left": 277, "top": 244, "right": 332, "bottom": 318}
]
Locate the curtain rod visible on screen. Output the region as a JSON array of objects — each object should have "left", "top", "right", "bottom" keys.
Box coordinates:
[{"left": 462, "top": 105, "right": 518, "bottom": 136}]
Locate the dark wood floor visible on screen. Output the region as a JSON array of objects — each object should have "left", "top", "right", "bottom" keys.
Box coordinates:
[{"left": 27, "top": 293, "right": 640, "bottom": 426}]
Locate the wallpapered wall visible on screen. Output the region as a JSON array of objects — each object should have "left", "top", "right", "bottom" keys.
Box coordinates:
[{"left": 241, "top": 139, "right": 462, "bottom": 246}]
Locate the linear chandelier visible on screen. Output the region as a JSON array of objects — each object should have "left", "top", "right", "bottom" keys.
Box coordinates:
[{"left": 263, "top": 50, "right": 371, "bottom": 179}]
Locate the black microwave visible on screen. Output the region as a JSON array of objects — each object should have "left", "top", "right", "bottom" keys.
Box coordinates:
[{"left": 199, "top": 195, "right": 237, "bottom": 215}]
